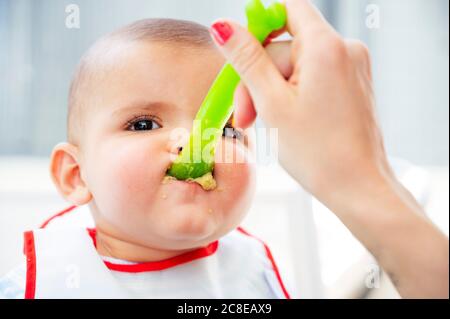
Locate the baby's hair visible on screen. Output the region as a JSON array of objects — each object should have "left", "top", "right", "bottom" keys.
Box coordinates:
[{"left": 67, "top": 18, "right": 214, "bottom": 144}]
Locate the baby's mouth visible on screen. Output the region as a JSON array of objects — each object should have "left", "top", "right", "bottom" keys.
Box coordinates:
[{"left": 162, "top": 171, "right": 216, "bottom": 191}]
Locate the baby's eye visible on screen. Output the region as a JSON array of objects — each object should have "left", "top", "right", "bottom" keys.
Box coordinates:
[
  {"left": 222, "top": 124, "right": 243, "bottom": 140},
  {"left": 127, "top": 117, "right": 161, "bottom": 131}
]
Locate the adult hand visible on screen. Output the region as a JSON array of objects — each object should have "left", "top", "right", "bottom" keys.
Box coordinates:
[{"left": 210, "top": 0, "right": 449, "bottom": 298}]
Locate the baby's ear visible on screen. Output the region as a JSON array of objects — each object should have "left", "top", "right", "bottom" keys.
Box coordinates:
[{"left": 49, "top": 142, "right": 92, "bottom": 205}]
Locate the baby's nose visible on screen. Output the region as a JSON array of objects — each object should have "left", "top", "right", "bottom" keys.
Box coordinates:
[{"left": 168, "top": 142, "right": 184, "bottom": 156}]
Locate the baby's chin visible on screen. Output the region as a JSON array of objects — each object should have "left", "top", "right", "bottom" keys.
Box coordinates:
[
  {"left": 151, "top": 188, "right": 247, "bottom": 248},
  {"left": 155, "top": 202, "right": 224, "bottom": 246}
]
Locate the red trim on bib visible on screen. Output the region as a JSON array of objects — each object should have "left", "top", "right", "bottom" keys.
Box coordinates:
[
  {"left": 23, "top": 231, "right": 37, "bottom": 299},
  {"left": 237, "top": 227, "right": 291, "bottom": 299},
  {"left": 86, "top": 228, "right": 219, "bottom": 273},
  {"left": 40, "top": 205, "right": 77, "bottom": 229}
]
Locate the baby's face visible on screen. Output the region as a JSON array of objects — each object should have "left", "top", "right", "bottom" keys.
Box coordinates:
[{"left": 78, "top": 42, "right": 256, "bottom": 250}]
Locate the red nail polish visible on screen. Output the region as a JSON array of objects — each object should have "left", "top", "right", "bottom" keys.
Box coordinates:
[
  {"left": 211, "top": 22, "right": 233, "bottom": 45},
  {"left": 263, "top": 37, "right": 273, "bottom": 47}
]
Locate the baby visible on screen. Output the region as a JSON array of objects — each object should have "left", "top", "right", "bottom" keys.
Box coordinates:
[{"left": 0, "top": 19, "right": 290, "bottom": 299}]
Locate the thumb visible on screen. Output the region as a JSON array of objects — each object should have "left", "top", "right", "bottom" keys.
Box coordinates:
[{"left": 210, "top": 20, "right": 285, "bottom": 105}]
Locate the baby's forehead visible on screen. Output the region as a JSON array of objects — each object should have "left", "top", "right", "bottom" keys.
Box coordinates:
[
  {"left": 68, "top": 19, "right": 217, "bottom": 143},
  {"left": 78, "top": 39, "right": 221, "bottom": 110}
]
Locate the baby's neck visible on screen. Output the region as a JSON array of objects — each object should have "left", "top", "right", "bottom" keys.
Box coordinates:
[{"left": 95, "top": 228, "right": 194, "bottom": 263}]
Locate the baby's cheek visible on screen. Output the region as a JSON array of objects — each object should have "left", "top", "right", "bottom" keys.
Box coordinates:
[
  {"left": 118, "top": 155, "right": 151, "bottom": 193},
  {"left": 215, "top": 162, "right": 255, "bottom": 202},
  {"left": 214, "top": 137, "right": 255, "bottom": 183},
  {"left": 88, "top": 141, "right": 163, "bottom": 220},
  {"left": 213, "top": 139, "right": 256, "bottom": 223}
]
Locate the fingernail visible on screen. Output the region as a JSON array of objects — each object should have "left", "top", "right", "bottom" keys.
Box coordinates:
[
  {"left": 263, "top": 37, "right": 273, "bottom": 47},
  {"left": 210, "top": 21, "right": 233, "bottom": 45}
]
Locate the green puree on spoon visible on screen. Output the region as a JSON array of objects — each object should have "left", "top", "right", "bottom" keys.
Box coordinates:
[{"left": 165, "top": 0, "right": 286, "bottom": 190}]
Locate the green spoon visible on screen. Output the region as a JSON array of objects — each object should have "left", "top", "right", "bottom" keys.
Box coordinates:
[{"left": 166, "top": 0, "right": 286, "bottom": 183}]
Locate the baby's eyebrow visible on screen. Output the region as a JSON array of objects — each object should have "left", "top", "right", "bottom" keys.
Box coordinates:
[{"left": 111, "top": 101, "right": 170, "bottom": 117}]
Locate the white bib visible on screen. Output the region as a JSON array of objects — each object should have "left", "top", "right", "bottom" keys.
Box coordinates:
[{"left": 24, "top": 206, "right": 291, "bottom": 299}]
